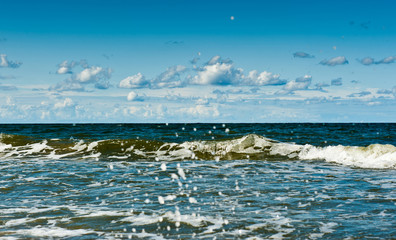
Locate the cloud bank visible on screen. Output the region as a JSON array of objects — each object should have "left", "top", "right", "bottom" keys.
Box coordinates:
[{"left": 119, "top": 56, "right": 287, "bottom": 89}]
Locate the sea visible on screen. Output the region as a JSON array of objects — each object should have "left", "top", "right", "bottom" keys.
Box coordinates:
[{"left": 0, "top": 123, "right": 395, "bottom": 239}]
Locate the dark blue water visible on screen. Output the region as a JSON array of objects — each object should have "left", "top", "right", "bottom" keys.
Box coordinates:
[{"left": 0, "top": 124, "right": 395, "bottom": 239}]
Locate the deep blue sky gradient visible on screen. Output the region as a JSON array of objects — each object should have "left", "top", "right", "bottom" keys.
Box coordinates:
[{"left": 1, "top": 0, "right": 396, "bottom": 122}]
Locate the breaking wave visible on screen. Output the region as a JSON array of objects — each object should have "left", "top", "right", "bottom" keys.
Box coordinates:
[{"left": 1, "top": 133, "right": 395, "bottom": 169}]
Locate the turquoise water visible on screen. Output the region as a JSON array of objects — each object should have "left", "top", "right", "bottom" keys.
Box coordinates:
[{"left": 0, "top": 124, "right": 395, "bottom": 239}]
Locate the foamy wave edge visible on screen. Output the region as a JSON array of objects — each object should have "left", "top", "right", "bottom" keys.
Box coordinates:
[
  {"left": 1, "top": 133, "right": 396, "bottom": 169},
  {"left": 179, "top": 134, "right": 396, "bottom": 169}
]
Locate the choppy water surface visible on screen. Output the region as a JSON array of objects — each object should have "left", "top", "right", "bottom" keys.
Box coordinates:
[{"left": 0, "top": 123, "right": 395, "bottom": 239}]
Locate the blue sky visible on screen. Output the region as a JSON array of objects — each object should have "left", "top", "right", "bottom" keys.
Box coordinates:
[{"left": 1, "top": 0, "right": 396, "bottom": 122}]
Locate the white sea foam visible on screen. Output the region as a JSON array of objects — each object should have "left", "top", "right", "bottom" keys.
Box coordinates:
[
  {"left": 86, "top": 141, "right": 99, "bottom": 152},
  {"left": 298, "top": 144, "right": 396, "bottom": 169},
  {"left": 0, "top": 143, "right": 12, "bottom": 152},
  {"left": 5, "top": 218, "right": 32, "bottom": 227},
  {"left": 169, "top": 134, "right": 396, "bottom": 169},
  {"left": 13, "top": 226, "right": 96, "bottom": 238},
  {"left": 127, "top": 232, "right": 167, "bottom": 240},
  {"left": 70, "top": 140, "right": 87, "bottom": 151},
  {"left": 121, "top": 210, "right": 225, "bottom": 233},
  {"left": 23, "top": 140, "right": 52, "bottom": 155}
]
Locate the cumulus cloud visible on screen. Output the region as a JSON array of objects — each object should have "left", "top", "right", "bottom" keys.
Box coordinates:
[
  {"left": 358, "top": 56, "right": 396, "bottom": 65},
  {"left": 283, "top": 75, "right": 312, "bottom": 92},
  {"left": 119, "top": 73, "right": 149, "bottom": 88},
  {"left": 358, "top": 57, "right": 375, "bottom": 65},
  {"left": 95, "top": 81, "right": 111, "bottom": 90},
  {"left": 331, "top": 78, "right": 342, "bottom": 86},
  {"left": 56, "top": 60, "right": 78, "bottom": 74},
  {"left": 243, "top": 70, "right": 287, "bottom": 86},
  {"left": 293, "top": 52, "right": 315, "bottom": 58},
  {"left": 127, "top": 91, "right": 138, "bottom": 101},
  {"left": 378, "top": 56, "right": 396, "bottom": 64},
  {"left": 75, "top": 66, "right": 111, "bottom": 84},
  {"left": 51, "top": 61, "right": 112, "bottom": 91},
  {"left": 119, "top": 66, "right": 186, "bottom": 89},
  {"left": 192, "top": 56, "right": 286, "bottom": 86},
  {"left": 314, "top": 82, "right": 330, "bottom": 91},
  {"left": 54, "top": 98, "right": 75, "bottom": 109},
  {"left": 126, "top": 91, "right": 144, "bottom": 101},
  {"left": 192, "top": 56, "right": 241, "bottom": 85},
  {"left": 119, "top": 56, "right": 286, "bottom": 89},
  {"left": 319, "top": 56, "right": 348, "bottom": 66},
  {"left": 153, "top": 65, "right": 187, "bottom": 88},
  {"left": 0, "top": 54, "right": 22, "bottom": 68}
]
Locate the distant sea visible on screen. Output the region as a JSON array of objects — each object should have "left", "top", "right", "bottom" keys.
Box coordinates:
[{"left": 1, "top": 123, "right": 395, "bottom": 239}]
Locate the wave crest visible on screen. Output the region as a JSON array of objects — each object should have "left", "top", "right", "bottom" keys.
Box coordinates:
[{"left": 1, "top": 133, "right": 395, "bottom": 169}]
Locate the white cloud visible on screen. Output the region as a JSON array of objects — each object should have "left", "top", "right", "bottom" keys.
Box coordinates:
[
  {"left": 153, "top": 65, "right": 187, "bottom": 88},
  {"left": 180, "top": 105, "right": 220, "bottom": 118},
  {"left": 123, "top": 106, "right": 139, "bottom": 115},
  {"left": 54, "top": 98, "right": 75, "bottom": 109},
  {"left": 293, "top": 52, "right": 315, "bottom": 58},
  {"left": 127, "top": 91, "right": 138, "bottom": 101},
  {"left": 95, "top": 81, "right": 111, "bottom": 90},
  {"left": 195, "top": 97, "right": 209, "bottom": 105},
  {"left": 320, "top": 56, "right": 348, "bottom": 66},
  {"left": 119, "top": 73, "right": 149, "bottom": 88},
  {"left": 119, "top": 66, "right": 186, "bottom": 89},
  {"left": 76, "top": 66, "right": 104, "bottom": 83},
  {"left": 0, "top": 54, "right": 22, "bottom": 68},
  {"left": 359, "top": 56, "right": 396, "bottom": 65},
  {"left": 51, "top": 61, "right": 112, "bottom": 91},
  {"left": 191, "top": 56, "right": 285, "bottom": 87},
  {"left": 50, "top": 79, "right": 85, "bottom": 92},
  {"left": 283, "top": 75, "right": 312, "bottom": 92},
  {"left": 359, "top": 57, "right": 374, "bottom": 65},
  {"left": 192, "top": 56, "right": 241, "bottom": 85},
  {"left": 244, "top": 70, "right": 286, "bottom": 86},
  {"left": 118, "top": 56, "right": 286, "bottom": 89},
  {"left": 56, "top": 60, "right": 77, "bottom": 74},
  {"left": 314, "top": 82, "right": 330, "bottom": 91},
  {"left": 378, "top": 56, "right": 396, "bottom": 64}
]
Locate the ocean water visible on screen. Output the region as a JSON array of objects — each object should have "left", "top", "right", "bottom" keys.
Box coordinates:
[{"left": 0, "top": 123, "right": 395, "bottom": 239}]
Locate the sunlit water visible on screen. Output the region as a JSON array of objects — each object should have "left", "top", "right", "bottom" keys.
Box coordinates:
[{"left": 0, "top": 124, "right": 395, "bottom": 239}]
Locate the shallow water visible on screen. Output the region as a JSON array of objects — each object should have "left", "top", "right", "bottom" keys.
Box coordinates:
[{"left": 0, "top": 124, "right": 395, "bottom": 239}]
